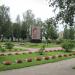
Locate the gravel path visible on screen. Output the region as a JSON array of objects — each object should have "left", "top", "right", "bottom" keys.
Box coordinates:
[{"left": 0, "top": 58, "right": 75, "bottom": 75}]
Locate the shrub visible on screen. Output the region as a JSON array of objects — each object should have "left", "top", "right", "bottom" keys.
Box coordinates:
[
  {"left": 7, "top": 53, "right": 12, "bottom": 55},
  {"left": 15, "top": 53, "right": 19, "bottom": 55},
  {"left": 16, "top": 59, "right": 23, "bottom": 63},
  {"left": 0, "top": 44, "right": 6, "bottom": 52},
  {"left": 68, "top": 54, "right": 72, "bottom": 56},
  {"left": 27, "top": 58, "right": 32, "bottom": 62},
  {"left": 62, "top": 40, "right": 74, "bottom": 52},
  {"left": 0, "top": 47, "right": 5, "bottom": 52},
  {"left": 56, "top": 39, "right": 63, "bottom": 44},
  {"left": 5, "top": 42, "right": 14, "bottom": 49},
  {"left": 39, "top": 44, "right": 45, "bottom": 55},
  {"left": 36, "top": 57, "right": 42, "bottom": 61},
  {"left": 54, "top": 50, "right": 57, "bottom": 51},
  {"left": 44, "top": 56, "right": 49, "bottom": 60},
  {"left": 3, "top": 61, "right": 12, "bottom": 65},
  {"left": 49, "top": 50, "right": 53, "bottom": 52},
  {"left": 63, "top": 54, "right": 68, "bottom": 57},
  {"left": 22, "top": 52, "right": 26, "bottom": 54},
  {"left": 0, "top": 54, "right": 5, "bottom": 56},
  {"left": 51, "top": 56, "right": 56, "bottom": 59},
  {"left": 58, "top": 55, "right": 62, "bottom": 58},
  {"left": 72, "top": 52, "right": 75, "bottom": 55},
  {"left": 45, "top": 50, "right": 48, "bottom": 52},
  {"left": 28, "top": 52, "right": 32, "bottom": 54}
]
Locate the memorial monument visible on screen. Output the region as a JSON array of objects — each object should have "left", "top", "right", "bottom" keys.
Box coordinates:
[{"left": 31, "top": 26, "right": 42, "bottom": 43}]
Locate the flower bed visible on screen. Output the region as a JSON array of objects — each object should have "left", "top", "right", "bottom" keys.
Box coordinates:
[
  {"left": 16, "top": 59, "right": 23, "bottom": 63},
  {"left": 3, "top": 61, "right": 12, "bottom": 65},
  {"left": 44, "top": 56, "right": 50, "bottom": 60},
  {"left": 27, "top": 58, "right": 32, "bottom": 62},
  {"left": 36, "top": 57, "right": 42, "bottom": 61}
]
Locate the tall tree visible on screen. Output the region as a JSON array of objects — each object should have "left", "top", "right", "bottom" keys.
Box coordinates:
[
  {"left": 0, "top": 5, "right": 11, "bottom": 41},
  {"left": 43, "top": 18, "right": 58, "bottom": 43},
  {"left": 23, "top": 10, "right": 35, "bottom": 39},
  {"left": 69, "top": 26, "right": 75, "bottom": 40},
  {"left": 63, "top": 25, "right": 69, "bottom": 39},
  {"left": 21, "top": 21, "right": 27, "bottom": 40},
  {"left": 49, "top": 0, "right": 75, "bottom": 39},
  {"left": 13, "top": 15, "right": 21, "bottom": 41}
]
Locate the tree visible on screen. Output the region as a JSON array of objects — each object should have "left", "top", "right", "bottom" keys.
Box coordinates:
[
  {"left": 63, "top": 25, "right": 69, "bottom": 39},
  {"left": 23, "top": 10, "right": 35, "bottom": 39},
  {"left": 21, "top": 21, "right": 27, "bottom": 40},
  {"left": 13, "top": 15, "right": 21, "bottom": 41},
  {"left": 43, "top": 18, "right": 58, "bottom": 42},
  {"left": 0, "top": 5, "right": 11, "bottom": 41},
  {"left": 49, "top": 0, "right": 75, "bottom": 39},
  {"left": 69, "top": 26, "right": 75, "bottom": 40}
]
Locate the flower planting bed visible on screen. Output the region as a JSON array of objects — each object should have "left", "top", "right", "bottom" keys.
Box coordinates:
[{"left": 0, "top": 50, "right": 75, "bottom": 71}]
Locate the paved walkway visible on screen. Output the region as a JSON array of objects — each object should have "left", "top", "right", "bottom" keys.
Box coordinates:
[{"left": 0, "top": 58, "right": 75, "bottom": 75}]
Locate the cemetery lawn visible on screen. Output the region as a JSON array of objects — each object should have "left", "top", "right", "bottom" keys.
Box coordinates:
[{"left": 0, "top": 51, "right": 74, "bottom": 71}]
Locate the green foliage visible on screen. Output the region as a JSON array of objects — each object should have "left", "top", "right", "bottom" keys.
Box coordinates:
[
  {"left": 5, "top": 42, "right": 14, "bottom": 49},
  {"left": 0, "top": 45, "right": 5, "bottom": 52},
  {"left": 39, "top": 44, "right": 45, "bottom": 55},
  {"left": 43, "top": 18, "right": 58, "bottom": 42},
  {"left": 62, "top": 40, "right": 75, "bottom": 52},
  {"left": 63, "top": 25, "right": 69, "bottom": 39},
  {"left": 56, "top": 39, "right": 63, "bottom": 44},
  {"left": 49, "top": 0, "right": 75, "bottom": 40},
  {"left": 0, "top": 5, "right": 12, "bottom": 41}
]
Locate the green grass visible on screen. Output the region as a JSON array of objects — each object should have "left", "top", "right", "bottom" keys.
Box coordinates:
[
  {"left": 0, "top": 51, "right": 69, "bottom": 63},
  {"left": 0, "top": 42, "right": 60, "bottom": 52},
  {"left": 0, "top": 55, "right": 75, "bottom": 71},
  {"left": 0, "top": 50, "right": 74, "bottom": 71}
]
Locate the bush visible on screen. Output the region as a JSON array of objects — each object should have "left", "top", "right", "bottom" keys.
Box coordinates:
[
  {"left": 63, "top": 54, "right": 68, "bottom": 57},
  {"left": 45, "top": 50, "right": 49, "bottom": 52},
  {"left": 3, "top": 61, "right": 12, "bottom": 65},
  {"left": 68, "top": 54, "right": 72, "bottom": 56},
  {"left": 58, "top": 55, "right": 62, "bottom": 57},
  {"left": 7, "top": 53, "right": 12, "bottom": 55},
  {"left": 0, "top": 45, "right": 5, "bottom": 52},
  {"left": 28, "top": 52, "right": 32, "bottom": 54},
  {"left": 16, "top": 59, "right": 23, "bottom": 63},
  {"left": 27, "top": 58, "right": 32, "bottom": 62},
  {"left": 0, "top": 47, "right": 5, "bottom": 52},
  {"left": 5, "top": 42, "right": 14, "bottom": 49},
  {"left": 0, "top": 54, "right": 5, "bottom": 56},
  {"left": 49, "top": 50, "right": 53, "bottom": 52},
  {"left": 72, "top": 52, "right": 75, "bottom": 55},
  {"left": 36, "top": 57, "right": 42, "bottom": 61},
  {"left": 62, "top": 40, "right": 74, "bottom": 52},
  {"left": 51, "top": 56, "right": 56, "bottom": 59},
  {"left": 44, "top": 56, "right": 49, "bottom": 60},
  {"left": 22, "top": 52, "right": 26, "bottom": 54},
  {"left": 56, "top": 39, "right": 63, "bottom": 44},
  {"left": 39, "top": 44, "right": 45, "bottom": 55},
  {"left": 15, "top": 53, "right": 19, "bottom": 55}
]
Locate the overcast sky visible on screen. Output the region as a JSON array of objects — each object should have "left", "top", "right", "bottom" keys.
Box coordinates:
[{"left": 0, "top": 0, "right": 63, "bottom": 32}]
